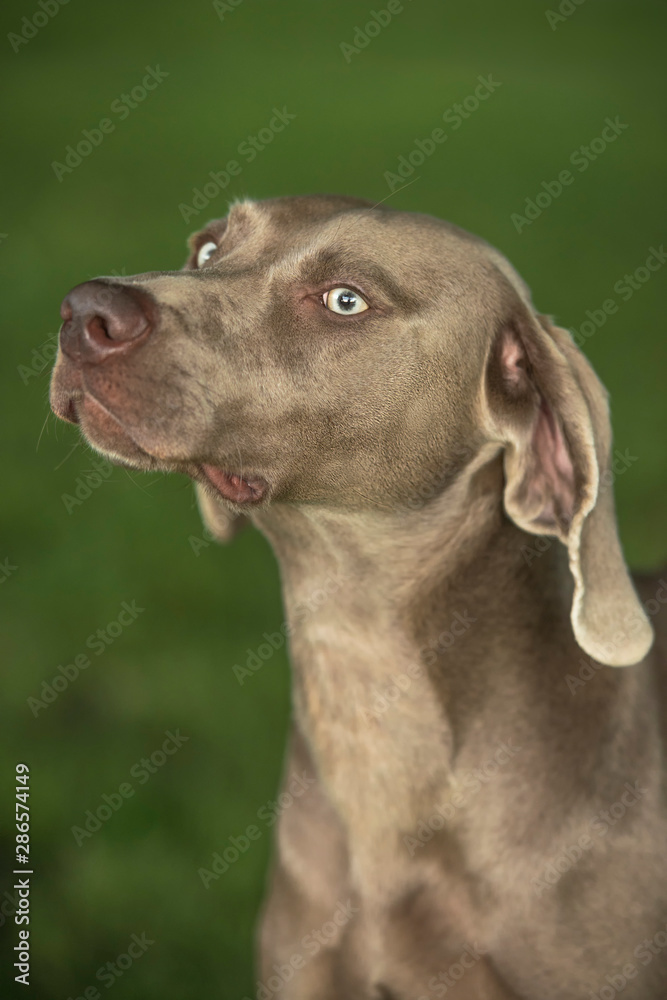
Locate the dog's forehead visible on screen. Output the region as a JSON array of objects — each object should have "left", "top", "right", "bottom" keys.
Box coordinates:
[
  {"left": 235, "top": 195, "right": 477, "bottom": 252},
  {"left": 196, "top": 196, "right": 532, "bottom": 305},
  {"left": 261, "top": 197, "right": 480, "bottom": 267},
  {"left": 197, "top": 195, "right": 375, "bottom": 244}
]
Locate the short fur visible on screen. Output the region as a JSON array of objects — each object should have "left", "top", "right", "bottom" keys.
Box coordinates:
[{"left": 51, "top": 196, "right": 667, "bottom": 999}]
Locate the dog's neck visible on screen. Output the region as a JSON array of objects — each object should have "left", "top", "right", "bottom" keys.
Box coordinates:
[
  {"left": 253, "top": 452, "right": 574, "bottom": 755},
  {"left": 254, "top": 451, "right": 573, "bottom": 673},
  {"left": 251, "top": 452, "right": 646, "bottom": 880}
]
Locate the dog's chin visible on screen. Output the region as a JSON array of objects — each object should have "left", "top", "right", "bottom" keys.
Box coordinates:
[
  {"left": 52, "top": 389, "right": 270, "bottom": 506},
  {"left": 52, "top": 390, "right": 164, "bottom": 471}
]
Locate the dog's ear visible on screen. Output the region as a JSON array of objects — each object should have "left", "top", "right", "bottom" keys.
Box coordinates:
[
  {"left": 195, "top": 483, "right": 247, "bottom": 543},
  {"left": 483, "top": 307, "right": 652, "bottom": 666}
]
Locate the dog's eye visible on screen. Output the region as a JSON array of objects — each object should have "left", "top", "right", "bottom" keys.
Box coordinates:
[
  {"left": 323, "top": 287, "right": 369, "bottom": 315},
  {"left": 196, "top": 241, "right": 218, "bottom": 268}
]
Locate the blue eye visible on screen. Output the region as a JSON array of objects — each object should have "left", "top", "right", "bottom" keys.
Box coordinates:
[
  {"left": 196, "top": 241, "right": 218, "bottom": 267},
  {"left": 323, "top": 287, "right": 369, "bottom": 315}
]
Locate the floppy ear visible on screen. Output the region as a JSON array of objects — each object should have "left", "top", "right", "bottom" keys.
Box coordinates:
[
  {"left": 195, "top": 483, "right": 247, "bottom": 543},
  {"left": 483, "top": 307, "right": 652, "bottom": 667}
]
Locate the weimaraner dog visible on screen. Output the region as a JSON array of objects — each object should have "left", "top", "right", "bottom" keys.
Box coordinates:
[{"left": 50, "top": 196, "right": 667, "bottom": 999}]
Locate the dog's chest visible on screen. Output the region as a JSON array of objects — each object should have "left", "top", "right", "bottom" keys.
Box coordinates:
[{"left": 288, "top": 602, "right": 452, "bottom": 846}]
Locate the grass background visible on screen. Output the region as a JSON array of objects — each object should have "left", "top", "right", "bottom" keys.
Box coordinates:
[{"left": 1, "top": 0, "right": 665, "bottom": 996}]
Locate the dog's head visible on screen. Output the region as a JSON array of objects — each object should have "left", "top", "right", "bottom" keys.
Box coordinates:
[{"left": 50, "top": 194, "right": 652, "bottom": 665}]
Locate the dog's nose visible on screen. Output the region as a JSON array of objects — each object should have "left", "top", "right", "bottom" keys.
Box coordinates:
[{"left": 59, "top": 280, "right": 153, "bottom": 363}]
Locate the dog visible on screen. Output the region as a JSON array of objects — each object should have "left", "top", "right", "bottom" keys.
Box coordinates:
[{"left": 50, "top": 195, "right": 667, "bottom": 999}]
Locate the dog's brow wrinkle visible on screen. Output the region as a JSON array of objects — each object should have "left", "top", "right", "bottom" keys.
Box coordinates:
[{"left": 295, "top": 246, "right": 418, "bottom": 310}]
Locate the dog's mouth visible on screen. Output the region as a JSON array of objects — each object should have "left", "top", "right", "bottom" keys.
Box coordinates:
[
  {"left": 198, "top": 464, "right": 268, "bottom": 505},
  {"left": 52, "top": 387, "right": 269, "bottom": 506},
  {"left": 54, "top": 389, "right": 159, "bottom": 467}
]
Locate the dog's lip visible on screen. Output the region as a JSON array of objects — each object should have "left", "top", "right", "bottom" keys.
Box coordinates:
[
  {"left": 54, "top": 389, "right": 163, "bottom": 468},
  {"left": 199, "top": 464, "right": 268, "bottom": 505},
  {"left": 50, "top": 384, "right": 83, "bottom": 425},
  {"left": 53, "top": 389, "right": 268, "bottom": 502},
  {"left": 61, "top": 396, "right": 80, "bottom": 424}
]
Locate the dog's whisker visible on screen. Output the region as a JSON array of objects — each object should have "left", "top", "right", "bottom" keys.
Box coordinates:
[
  {"left": 122, "top": 467, "right": 156, "bottom": 498},
  {"left": 43, "top": 194, "right": 663, "bottom": 997},
  {"left": 52, "top": 439, "right": 81, "bottom": 471},
  {"left": 35, "top": 410, "right": 52, "bottom": 452},
  {"left": 370, "top": 175, "right": 421, "bottom": 207}
]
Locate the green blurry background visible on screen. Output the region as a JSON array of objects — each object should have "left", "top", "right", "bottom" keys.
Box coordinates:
[{"left": 1, "top": 0, "right": 665, "bottom": 996}]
